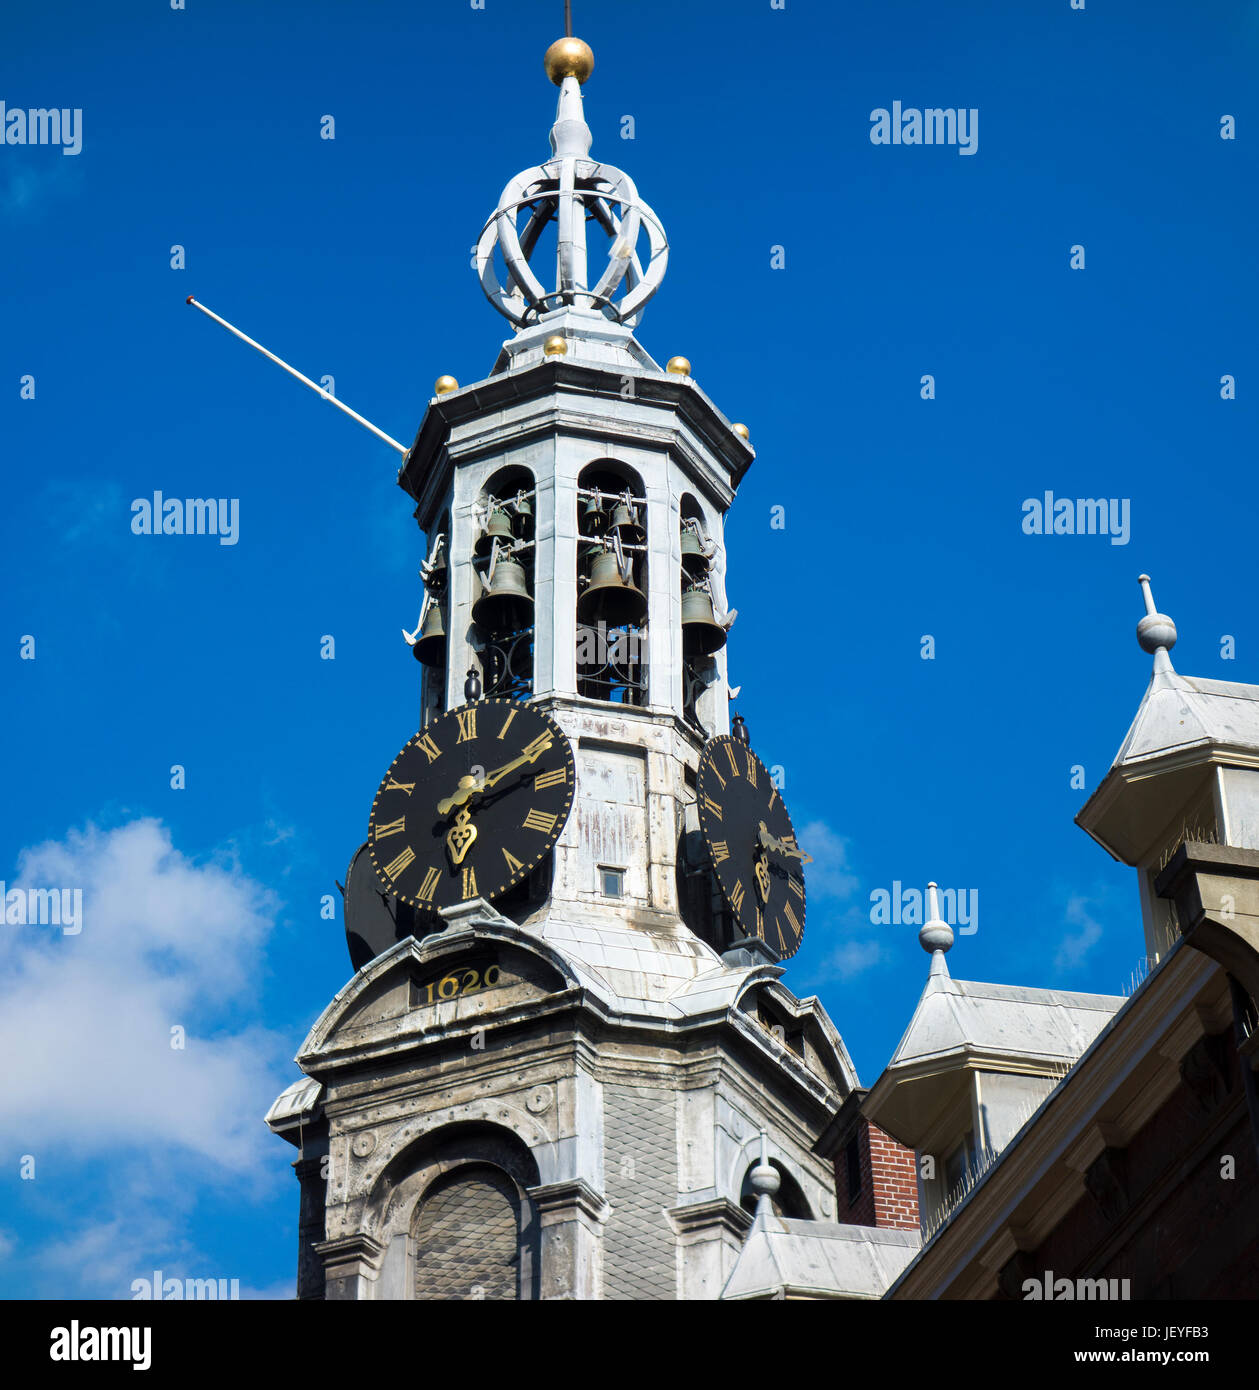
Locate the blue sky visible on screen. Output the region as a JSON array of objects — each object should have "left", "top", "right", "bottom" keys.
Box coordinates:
[{"left": 1, "top": 0, "right": 1255, "bottom": 1298}]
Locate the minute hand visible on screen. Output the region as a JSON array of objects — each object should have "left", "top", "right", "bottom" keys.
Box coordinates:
[{"left": 482, "top": 735, "right": 553, "bottom": 790}]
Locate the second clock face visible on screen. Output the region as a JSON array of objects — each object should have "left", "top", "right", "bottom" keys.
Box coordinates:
[
  {"left": 696, "top": 735, "right": 807, "bottom": 959},
  {"left": 367, "top": 698, "right": 575, "bottom": 914}
]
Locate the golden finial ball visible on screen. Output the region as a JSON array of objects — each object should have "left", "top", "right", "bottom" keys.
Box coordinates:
[
  {"left": 434, "top": 375, "right": 458, "bottom": 396},
  {"left": 542, "top": 334, "right": 568, "bottom": 358},
  {"left": 666, "top": 356, "right": 692, "bottom": 377},
  {"left": 732, "top": 422, "right": 750, "bottom": 440},
  {"left": 544, "top": 36, "right": 595, "bottom": 86}
]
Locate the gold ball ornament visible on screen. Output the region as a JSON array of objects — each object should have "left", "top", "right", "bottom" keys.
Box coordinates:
[
  {"left": 434, "top": 375, "right": 459, "bottom": 396},
  {"left": 542, "top": 334, "right": 568, "bottom": 357},
  {"left": 732, "top": 422, "right": 750, "bottom": 440},
  {"left": 666, "top": 356, "right": 692, "bottom": 376},
  {"left": 544, "top": 37, "right": 595, "bottom": 86}
]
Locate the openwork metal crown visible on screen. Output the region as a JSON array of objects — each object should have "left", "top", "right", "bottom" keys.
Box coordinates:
[{"left": 475, "top": 72, "right": 668, "bottom": 329}]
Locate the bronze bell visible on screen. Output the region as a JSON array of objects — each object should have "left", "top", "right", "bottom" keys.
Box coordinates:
[
  {"left": 474, "top": 504, "right": 515, "bottom": 557},
  {"left": 513, "top": 489, "right": 532, "bottom": 524},
  {"left": 472, "top": 552, "right": 534, "bottom": 633},
  {"left": 681, "top": 582, "right": 726, "bottom": 655},
  {"left": 582, "top": 493, "right": 606, "bottom": 535},
  {"left": 680, "top": 522, "right": 708, "bottom": 575},
  {"left": 577, "top": 546, "right": 647, "bottom": 628},
  {"left": 413, "top": 601, "right": 447, "bottom": 666},
  {"left": 608, "top": 497, "right": 645, "bottom": 545}
]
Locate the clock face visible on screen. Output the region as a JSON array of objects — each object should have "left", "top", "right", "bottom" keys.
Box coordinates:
[
  {"left": 367, "top": 698, "right": 575, "bottom": 914},
  {"left": 695, "top": 735, "right": 807, "bottom": 959}
]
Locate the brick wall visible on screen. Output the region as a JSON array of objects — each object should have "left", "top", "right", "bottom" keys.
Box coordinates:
[{"left": 834, "top": 1118, "right": 919, "bottom": 1231}]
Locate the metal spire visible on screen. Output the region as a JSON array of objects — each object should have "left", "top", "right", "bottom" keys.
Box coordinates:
[
  {"left": 920, "top": 881, "right": 954, "bottom": 978},
  {"left": 475, "top": 36, "right": 669, "bottom": 329},
  {"left": 1136, "top": 573, "right": 1178, "bottom": 675}
]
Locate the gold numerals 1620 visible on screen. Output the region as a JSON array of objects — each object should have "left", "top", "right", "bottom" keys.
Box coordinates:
[{"left": 422, "top": 964, "right": 502, "bottom": 1005}]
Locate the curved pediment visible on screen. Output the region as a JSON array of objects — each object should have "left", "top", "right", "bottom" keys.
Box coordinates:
[{"left": 297, "top": 923, "right": 579, "bottom": 1071}]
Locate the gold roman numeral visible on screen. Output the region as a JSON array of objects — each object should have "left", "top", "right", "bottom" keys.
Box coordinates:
[
  {"left": 709, "top": 763, "right": 727, "bottom": 790},
  {"left": 788, "top": 875, "right": 805, "bottom": 900},
  {"left": 729, "top": 881, "right": 746, "bottom": 915},
  {"left": 710, "top": 840, "right": 729, "bottom": 864},
  {"left": 415, "top": 866, "right": 440, "bottom": 902},
  {"left": 755, "top": 907, "right": 764, "bottom": 938},
  {"left": 373, "top": 817, "right": 406, "bottom": 840},
  {"left": 461, "top": 866, "right": 478, "bottom": 899},
  {"left": 522, "top": 808, "right": 558, "bottom": 834},
  {"left": 534, "top": 767, "right": 567, "bottom": 790},
  {"left": 455, "top": 708, "right": 477, "bottom": 743},
  {"left": 724, "top": 743, "right": 740, "bottom": 777},
  {"left": 702, "top": 794, "right": 723, "bottom": 821},
  {"left": 382, "top": 846, "right": 416, "bottom": 880},
  {"left": 414, "top": 732, "right": 441, "bottom": 763},
  {"left": 497, "top": 708, "right": 517, "bottom": 740},
  {"left": 502, "top": 848, "right": 524, "bottom": 874},
  {"left": 783, "top": 901, "right": 800, "bottom": 934},
  {"left": 385, "top": 778, "right": 415, "bottom": 795},
  {"left": 745, "top": 756, "right": 757, "bottom": 788}
]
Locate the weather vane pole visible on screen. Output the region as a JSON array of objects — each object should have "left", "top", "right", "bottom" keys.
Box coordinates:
[
  {"left": 565, "top": 0, "right": 572, "bottom": 38},
  {"left": 185, "top": 295, "right": 408, "bottom": 457}
]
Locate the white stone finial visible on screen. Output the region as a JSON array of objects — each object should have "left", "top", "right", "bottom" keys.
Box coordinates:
[
  {"left": 475, "top": 40, "right": 669, "bottom": 329},
  {"left": 920, "top": 881, "right": 953, "bottom": 975},
  {"left": 1136, "top": 573, "right": 1177, "bottom": 674},
  {"left": 748, "top": 1129, "right": 780, "bottom": 1220}
]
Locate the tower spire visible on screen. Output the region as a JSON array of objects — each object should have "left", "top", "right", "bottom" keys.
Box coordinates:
[
  {"left": 475, "top": 35, "right": 669, "bottom": 330},
  {"left": 1136, "top": 573, "right": 1177, "bottom": 676},
  {"left": 920, "top": 881, "right": 954, "bottom": 978}
]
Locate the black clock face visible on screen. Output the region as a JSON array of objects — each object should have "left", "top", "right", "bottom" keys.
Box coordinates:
[
  {"left": 368, "top": 698, "right": 575, "bottom": 914},
  {"left": 696, "top": 735, "right": 807, "bottom": 959}
]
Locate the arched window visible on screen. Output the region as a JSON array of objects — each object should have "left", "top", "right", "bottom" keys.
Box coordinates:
[
  {"left": 416, "top": 509, "right": 450, "bottom": 721},
  {"left": 472, "top": 467, "right": 535, "bottom": 700},
  {"left": 411, "top": 1163, "right": 528, "bottom": 1301},
  {"left": 576, "top": 460, "right": 647, "bottom": 705}
]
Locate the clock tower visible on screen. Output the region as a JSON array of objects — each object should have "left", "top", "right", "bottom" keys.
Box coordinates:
[{"left": 266, "top": 33, "right": 858, "bottom": 1301}]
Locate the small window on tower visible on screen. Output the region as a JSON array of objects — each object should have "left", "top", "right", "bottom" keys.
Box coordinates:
[
  {"left": 599, "top": 866, "right": 625, "bottom": 898},
  {"left": 845, "top": 1135, "right": 863, "bottom": 1203}
]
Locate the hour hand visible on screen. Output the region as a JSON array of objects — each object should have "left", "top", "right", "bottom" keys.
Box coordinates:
[
  {"left": 757, "top": 821, "right": 813, "bottom": 863},
  {"left": 437, "top": 774, "right": 485, "bottom": 817}
]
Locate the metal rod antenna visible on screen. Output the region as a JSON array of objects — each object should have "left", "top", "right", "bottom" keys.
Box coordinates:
[{"left": 185, "top": 296, "right": 408, "bottom": 457}]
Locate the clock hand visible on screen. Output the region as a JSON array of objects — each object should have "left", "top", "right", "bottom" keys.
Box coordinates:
[
  {"left": 757, "top": 821, "right": 813, "bottom": 864},
  {"left": 434, "top": 735, "right": 555, "bottom": 816},
  {"left": 481, "top": 735, "right": 553, "bottom": 789}
]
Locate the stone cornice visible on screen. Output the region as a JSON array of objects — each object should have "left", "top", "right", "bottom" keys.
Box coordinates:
[{"left": 666, "top": 1197, "right": 754, "bottom": 1240}]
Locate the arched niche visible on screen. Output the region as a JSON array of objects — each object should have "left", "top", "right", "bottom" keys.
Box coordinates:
[
  {"left": 419, "top": 508, "right": 451, "bottom": 723},
  {"left": 373, "top": 1121, "right": 542, "bottom": 1301},
  {"left": 575, "top": 459, "right": 648, "bottom": 705},
  {"left": 739, "top": 1159, "right": 813, "bottom": 1221}
]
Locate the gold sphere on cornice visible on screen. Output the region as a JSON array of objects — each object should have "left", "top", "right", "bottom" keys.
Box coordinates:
[
  {"left": 544, "top": 36, "right": 595, "bottom": 86},
  {"left": 666, "top": 356, "right": 691, "bottom": 377},
  {"left": 732, "top": 422, "right": 750, "bottom": 440},
  {"left": 434, "top": 375, "right": 459, "bottom": 396},
  {"left": 542, "top": 334, "right": 568, "bottom": 357}
]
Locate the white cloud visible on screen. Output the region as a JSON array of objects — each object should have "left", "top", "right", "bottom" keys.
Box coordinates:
[
  {"left": 1055, "top": 894, "right": 1104, "bottom": 971},
  {"left": 797, "top": 820, "right": 860, "bottom": 901},
  {"left": 819, "top": 938, "right": 884, "bottom": 980},
  {"left": 0, "top": 818, "right": 289, "bottom": 1172}
]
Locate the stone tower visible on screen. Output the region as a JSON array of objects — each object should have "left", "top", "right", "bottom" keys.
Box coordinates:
[{"left": 266, "top": 34, "right": 857, "bottom": 1301}]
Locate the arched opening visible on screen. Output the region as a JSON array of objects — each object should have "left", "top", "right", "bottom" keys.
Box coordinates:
[
  {"left": 416, "top": 508, "right": 450, "bottom": 722},
  {"left": 472, "top": 467, "right": 535, "bottom": 700},
  {"left": 679, "top": 494, "right": 722, "bottom": 730},
  {"left": 739, "top": 1159, "right": 812, "bottom": 1221},
  {"left": 576, "top": 459, "right": 648, "bottom": 705}
]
